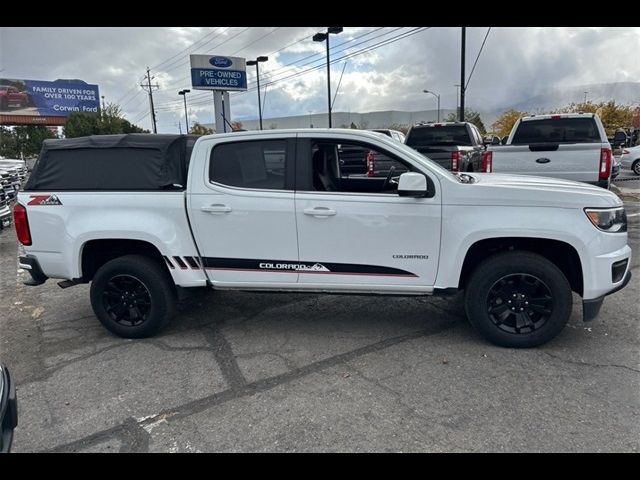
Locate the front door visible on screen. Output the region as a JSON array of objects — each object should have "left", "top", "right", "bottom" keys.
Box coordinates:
[
  {"left": 188, "top": 135, "right": 299, "bottom": 286},
  {"left": 294, "top": 133, "right": 441, "bottom": 291}
]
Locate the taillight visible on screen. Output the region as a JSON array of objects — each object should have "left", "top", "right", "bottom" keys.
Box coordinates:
[
  {"left": 14, "top": 203, "right": 32, "bottom": 246},
  {"left": 451, "top": 151, "right": 460, "bottom": 172},
  {"left": 366, "top": 150, "right": 375, "bottom": 177},
  {"left": 599, "top": 148, "right": 612, "bottom": 180},
  {"left": 551, "top": 115, "right": 561, "bottom": 120},
  {"left": 482, "top": 151, "right": 493, "bottom": 173}
]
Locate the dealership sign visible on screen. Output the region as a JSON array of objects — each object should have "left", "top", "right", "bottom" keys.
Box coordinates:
[
  {"left": 190, "top": 55, "right": 247, "bottom": 91},
  {"left": 0, "top": 78, "right": 100, "bottom": 125}
]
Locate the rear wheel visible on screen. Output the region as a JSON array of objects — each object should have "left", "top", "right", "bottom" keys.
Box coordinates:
[
  {"left": 90, "top": 254, "right": 176, "bottom": 338},
  {"left": 464, "top": 251, "right": 572, "bottom": 348},
  {"left": 633, "top": 160, "right": 640, "bottom": 176}
]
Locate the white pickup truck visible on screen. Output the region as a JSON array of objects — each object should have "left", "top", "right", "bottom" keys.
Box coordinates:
[
  {"left": 487, "top": 113, "right": 614, "bottom": 188},
  {"left": 14, "top": 130, "right": 632, "bottom": 348}
]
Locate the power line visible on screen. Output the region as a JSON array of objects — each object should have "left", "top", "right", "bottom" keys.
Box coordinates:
[
  {"left": 154, "top": 27, "right": 394, "bottom": 110},
  {"left": 155, "top": 27, "right": 429, "bottom": 113},
  {"left": 151, "top": 27, "right": 226, "bottom": 71},
  {"left": 465, "top": 27, "right": 491, "bottom": 90},
  {"left": 154, "top": 27, "right": 232, "bottom": 75},
  {"left": 230, "top": 27, "right": 281, "bottom": 55}
]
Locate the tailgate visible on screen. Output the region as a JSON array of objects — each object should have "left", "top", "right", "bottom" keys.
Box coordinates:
[
  {"left": 491, "top": 143, "right": 603, "bottom": 182},
  {"left": 413, "top": 147, "right": 454, "bottom": 170}
]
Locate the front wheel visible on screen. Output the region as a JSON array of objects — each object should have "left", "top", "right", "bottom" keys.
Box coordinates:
[
  {"left": 464, "top": 251, "right": 572, "bottom": 348},
  {"left": 90, "top": 255, "right": 176, "bottom": 338},
  {"left": 633, "top": 160, "right": 640, "bottom": 176}
]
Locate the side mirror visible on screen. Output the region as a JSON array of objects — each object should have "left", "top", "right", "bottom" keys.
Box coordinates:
[
  {"left": 0, "top": 363, "right": 17, "bottom": 453},
  {"left": 398, "top": 172, "right": 428, "bottom": 198},
  {"left": 613, "top": 131, "right": 627, "bottom": 146}
]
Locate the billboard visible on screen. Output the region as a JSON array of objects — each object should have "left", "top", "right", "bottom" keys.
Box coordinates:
[
  {"left": 190, "top": 55, "right": 247, "bottom": 91},
  {"left": 0, "top": 78, "right": 100, "bottom": 125}
]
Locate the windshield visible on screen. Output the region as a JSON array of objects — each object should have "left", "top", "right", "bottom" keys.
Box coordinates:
[
  {"left": 512, "top": 118, "right": 600, "bottom": 144},
  {"left": 406, "top": 125, "right": 472, "bottom": 146}
]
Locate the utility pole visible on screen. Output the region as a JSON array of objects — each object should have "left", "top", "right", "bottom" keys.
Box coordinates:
[
  {"left": 141, "top": 67, "right": 159, "bottom": 133},
  {"left": 584, "top": 91, "right": 588, "bottom": 103},
  {"left": 459, "top": 27, "right": 466, "bottom": 122}
]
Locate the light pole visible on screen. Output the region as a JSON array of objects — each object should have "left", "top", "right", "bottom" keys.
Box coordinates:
[
  {"left": 178, "top": 89, "right": 190, "bottom": 133},
  {"left": 313, "top": 27, "right": 343, "bottom": 128},
  {"left": 584, "top": 91, "right": 588, "bottom": 103},
  {"left": 454, "top": 84, "right": 461, "bottom": 119},
  {"left": 246, "top": 56, "right": 268, "bottom": 130},
  {"left": 423, "top": 90, "right": 440, "bottom": 122}
]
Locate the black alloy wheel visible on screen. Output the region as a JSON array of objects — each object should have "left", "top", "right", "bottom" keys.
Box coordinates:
[
  {"left": 102, "top": 274, "right": 152, "bottom": 327},
  {"left": 486, "top": 273, "right": 553, "bottom": 335}
]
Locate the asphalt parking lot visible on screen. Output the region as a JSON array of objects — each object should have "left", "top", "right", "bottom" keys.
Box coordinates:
[{"left": 0, "top": 200, "right": 638, "bottom": 453}]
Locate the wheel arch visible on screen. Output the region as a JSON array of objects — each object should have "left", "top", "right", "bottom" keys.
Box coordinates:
[
  {"left": 79, "top": 238, "right": 169, "bottom": 282},
  {"left": 457, "top": 237, "right": 583, "bottom": 296}
]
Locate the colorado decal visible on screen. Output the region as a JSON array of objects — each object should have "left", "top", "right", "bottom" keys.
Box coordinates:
[{"left": 201, "top": 257, "right": 417, "bottom": 277}]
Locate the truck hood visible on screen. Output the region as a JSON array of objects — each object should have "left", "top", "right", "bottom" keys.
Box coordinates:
[{"left": 445, "top": 173, "right": 623, "bottom": 208}]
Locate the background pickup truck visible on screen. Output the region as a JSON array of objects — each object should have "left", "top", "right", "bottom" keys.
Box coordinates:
[
  {"left": 487, "top": 113, "right": 614, "bottom": 188},
  {"left": 15, "top": 130, "right": 632, "bottom": 348},
  {"left": 404, "top": 121, "right": 488, "bottom": 172}
]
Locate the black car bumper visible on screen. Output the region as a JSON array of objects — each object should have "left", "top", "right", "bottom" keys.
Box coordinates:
[
  {"left": 18, "top": 255, "right": 48, "bottom": 286},
  {"left": 583, "top": 270, "right": 632, "bottom": 321},
  {"left": 0, "top": 365, "right": 17, "bottom": 454}
]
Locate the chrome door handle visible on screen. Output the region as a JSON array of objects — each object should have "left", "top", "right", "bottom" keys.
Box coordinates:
[
  {"left": 536, "top": 158, "right": 551, "bottom": 164},
  {"left": 303, "top": 207, "right": 336, "bottom": 217},
  {"left": 201, "top": 204, "right": 232, "bottom": 214}
]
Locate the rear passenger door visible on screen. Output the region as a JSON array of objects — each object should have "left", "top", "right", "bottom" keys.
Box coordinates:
[{"left": 188, "top": 135, "right": 300, "bottom": 286}]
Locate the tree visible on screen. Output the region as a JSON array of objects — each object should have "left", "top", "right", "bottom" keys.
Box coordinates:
[
  {"left": 189, "top": 122, "right": 214, "bottom": 135},
  {"left": 0, "top": 125, "right": 56, "bottom": 158},
  {"left": 63, "top": 102, "right": 147, "bottom": 138},
  {"left": 445, "top": 108, "right": 486, "bottom": 134},
  {"left": 350, "top": 122, "right": 358, "bottom": 129},
  {"left": 491, "top": 109, "right": 528, "bottom": 138},
  {"left": 552, "top": 101, "right": 634, "bottom": 136}
]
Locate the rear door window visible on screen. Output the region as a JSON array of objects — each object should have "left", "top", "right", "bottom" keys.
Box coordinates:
[
  {"left": 406, "top": 125, "right": 472, "bottom": 146},
  {"left": 210, "top": 140, "right": 289, "bottom": 190},
  {"left": 512, "top": 118, "right": 601, "bottom": 144}
]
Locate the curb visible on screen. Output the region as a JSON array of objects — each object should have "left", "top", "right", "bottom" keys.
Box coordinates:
[{"left": 611, "top": 184, "right": 640, "bottom": 202}]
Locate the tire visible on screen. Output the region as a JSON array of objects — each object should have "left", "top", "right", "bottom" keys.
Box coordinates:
[
  {"left": 90, "top": 254, "right": 176, "bottom": 338},
  {"left": 464, "top": 251, "right": 572, "bottom": 348},
  {"left": 633, "top": 160, "right": 640, "bottom": 176}
]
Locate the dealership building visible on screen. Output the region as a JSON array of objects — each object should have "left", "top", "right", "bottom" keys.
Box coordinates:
[{"left": 205, "top": 108, "right": 457, "bottom": 132}]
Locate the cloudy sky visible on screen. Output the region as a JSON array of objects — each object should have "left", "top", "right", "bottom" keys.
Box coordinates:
[{"left": 1, "top": 26, "right": 639, "bottom": 133}]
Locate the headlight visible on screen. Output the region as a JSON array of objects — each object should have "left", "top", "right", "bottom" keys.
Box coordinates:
[{"left": 584, "top": 207, "right": 627, "bottom": 233}]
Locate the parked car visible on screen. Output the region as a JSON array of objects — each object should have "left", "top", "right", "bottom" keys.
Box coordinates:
[
  {"left": 620, "top": 145, "right": 640, "bottom": 175},
  {"left": 369, "top": 129, "right": 406, "bottom": 143},
  {"left": 0, "top": 171, "right": 16, "bottom": 201},
  {"left": 0, "top": 162, "right": 27, "bottom": 183},
  {"left": 0, "top": 185, "right": 11, "bottom": 230},
  {"left": 0, "top": 85, "right": 30, "bottom": 111},
  {"left": 404, "top": 122, "right": 487, "bottom": 172},
  {"left": 14, "top": 131, "right": 632, "bottom": 348},
  {"left": 487, "top": 113, "right": 616, "bottom": 188},
  {"left": 0, "top": 363, "right": 17, "bottom": 453}
]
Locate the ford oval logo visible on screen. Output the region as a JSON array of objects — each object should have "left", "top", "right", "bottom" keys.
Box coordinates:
[{"left": 209, "top": 56, "right": 232, "bottom": 68}]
